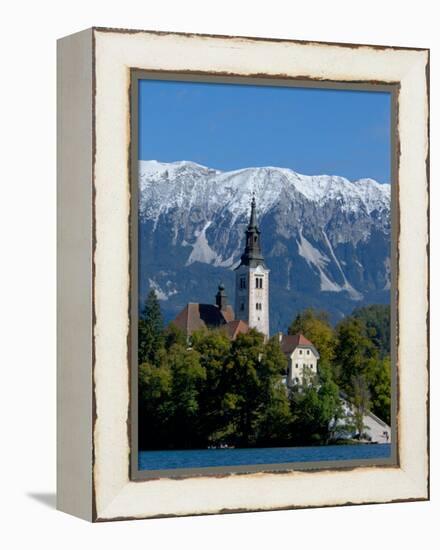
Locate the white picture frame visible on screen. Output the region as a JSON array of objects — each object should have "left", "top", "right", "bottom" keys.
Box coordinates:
[{"left": 57, "top": 27, "right": 429, "bottom": 521}]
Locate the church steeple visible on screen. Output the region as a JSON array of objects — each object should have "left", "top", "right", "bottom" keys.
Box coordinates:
[
  {"left": 239, "top": 195, "right": 266, "bottom": 268},
  {"left": 249, "top": 194, "right": 258, "bottom": 228},
  {"left": 234, "top": 193, "right": 270, "bottom": 339}
]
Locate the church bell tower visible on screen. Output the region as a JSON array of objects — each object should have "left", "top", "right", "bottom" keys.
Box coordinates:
[{"left": 234, "top": 195, "right": 270, "bottom": 339}]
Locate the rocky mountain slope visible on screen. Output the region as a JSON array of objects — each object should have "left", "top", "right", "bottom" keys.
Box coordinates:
[{"left": 138, "top": 160, "right": 391, "bottom": 333}]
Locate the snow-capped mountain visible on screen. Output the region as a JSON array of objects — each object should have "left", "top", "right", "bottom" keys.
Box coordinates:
[{"left": 138, "top": 160, "right": 391, "bottom": 333}]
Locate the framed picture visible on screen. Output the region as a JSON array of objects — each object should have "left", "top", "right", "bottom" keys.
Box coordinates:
[{"left": 57, "top": 27, "right": 429, "bottom": 521}]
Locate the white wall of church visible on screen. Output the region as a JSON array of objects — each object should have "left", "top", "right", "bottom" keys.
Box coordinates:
[
  {"left": 235, "top": 264, "right": 250, "bottom": 322},
  {"left": 234, "top": 264, "right": 270, "bottom": 339}
]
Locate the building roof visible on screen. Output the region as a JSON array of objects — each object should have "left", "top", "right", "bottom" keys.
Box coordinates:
[
  {"left": 172, "top": 302, "right": 234, "bottom": 337},
  {"left": 280, "top": 333, "right": 320, "bottom": 357},
  {"left": 222, "top": 319, "right": 250, "bottom": 340}
]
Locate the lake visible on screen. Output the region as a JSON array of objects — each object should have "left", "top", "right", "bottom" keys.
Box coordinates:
[{"left": 139, "top": 444, "right": 392, "bottom": 471}]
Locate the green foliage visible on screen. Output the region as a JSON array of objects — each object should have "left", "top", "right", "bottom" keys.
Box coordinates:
[
  {"left": 333, "top": 309, "right": 391, "bottom": 424},
  {"left": 289, "top": 364, "right": 342, "bottom": 445},
  {"left": 139, "top": 290, "right": 165, "bottom": 364},
  {"left": 165, "top": 343, "right": 206, "bottom": 448},
  {"left": 351, "top": 375, "right": 371, "bottom": 439},
  {"left": 365, "top": 355, "right": 391, "bottom": 424},
  {"left": 333, "top": 316, "right": 376, "bottom": 391},
  {"left": 191, "top": 329, "right": 232, "bottom": 445},
  {"left": 288, "top": 308, "right": 336, "bottom": 366},
  {"left": 226, "top": 330, "right": 265, "bottom": 446},
  {"left": 164, "top": 322, "right": 187, "bottom": 349},
  {"left": 138, "top": 361, "right": 172, "bottom": 449},
  {"left": 352, "top": 304, "right": 391, "bottom": 357},
  {"left": 138, "top": 296, "right": 392, "bottom": 450},
  {"left": 255, "top": 336, "right": 291, "bottom": 445}
]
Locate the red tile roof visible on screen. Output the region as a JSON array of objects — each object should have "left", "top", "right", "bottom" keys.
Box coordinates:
[
  {"left": 172, "top": 303, "right": 235, "bottom": 337},
  {"left": 280, "top": 333, "right": 319, "bottom": 356},
  {"left": 222, "top": 319, "right": 250, "bottom": 340}
]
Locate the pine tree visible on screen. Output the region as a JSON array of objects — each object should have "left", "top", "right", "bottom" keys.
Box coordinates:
[{"left": 138, "top": 290, "right": 165, "bottom": 365}]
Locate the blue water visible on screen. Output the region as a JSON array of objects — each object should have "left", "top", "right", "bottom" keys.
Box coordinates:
[{"left": 139, "top": 444, "right": 392, "bottom": 471}]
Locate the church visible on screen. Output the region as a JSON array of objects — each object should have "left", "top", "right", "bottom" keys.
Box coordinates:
[
  {"left": 173, "top": 196, "right": 269, "bottom": 339},
  {"left": 172, "top": 196, "right": 320, "bottom": 379}
]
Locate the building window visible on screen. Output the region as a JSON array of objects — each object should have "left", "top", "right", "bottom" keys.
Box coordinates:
[
  {"left": 240, "top": 302, "right": 245, "bottom": 311},
  {"left": 255, "top": 302, "right": 262, "bottom": 311},
  {"left": 255, "top": 277, "right": 263, "bottom": 289},
  {"left": 306, "top": 349, "right": 310, "bottom": 355},
  {"left": 295, "top": 363, "right": 298, "bottom": 369},
  {"left": 240, "top": 277, "right": 246, "bottom": 289},
  {"left": 299, "top": 349, "right": 303, "bottom": 355}
]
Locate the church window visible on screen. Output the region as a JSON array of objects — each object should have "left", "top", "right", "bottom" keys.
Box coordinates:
[
  {"left": 240, "top": 277, "right": 246, "bottom": 289},
  {"left": 295, "top": 363, "right": 298, "bottom": 369},
  {"left": 255, "top": 277, "right": 263, "bottom": 289},
  {"left": 307, "top": 349, "right": 310, "bottom": 355},
  {"left": 299, "top": 349, "right": 303, "bottom": 355},
  {"left": 255, "top": 302, "right": 262, "bottom": 311},
  {"left": 240, "top": 302, "right": 245, "bottom": 311}
]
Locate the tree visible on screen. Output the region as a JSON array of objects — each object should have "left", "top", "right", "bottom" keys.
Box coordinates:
[
  {"left": 255, "top": 337, "right": 292, "bottom": 446},
  {"left": 165, "top": 343, "right": 206, "bottom": 449},
  {"left": 333, "top": 316, "right": 376, "bottom": 392},
  {"left": 138, "top": 360, "right": 172, "bottom": 449},
  {"left": 353, "top": 304, "right": 391, "bottom": 357},
  {"left": 191, "top": 329, "right": 232, "bottom": 445},
  {"left": 289, "top": 364, "right": 342, "bottom": 445},
  {"left": 365, "top": 355, "right": 391, "bottom": 424},
  {"left": 164, "top": 322, "right": 187, "bottom": 349},
  {"left": 351, "top": 375, "right": 371, "bottom": 440},
  {"left": 226, "top": 329, "right": 265, "bottom": 447},
  {"left": 288, "top": 308, "right": 336, "bottom": 366},
  {"left": 138, "top": 290, "right": 164, "bottom": 364}
]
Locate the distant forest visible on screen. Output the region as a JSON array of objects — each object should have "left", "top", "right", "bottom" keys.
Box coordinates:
[{"left": 138, "top": 292, "right": 391, "bottom": 451}]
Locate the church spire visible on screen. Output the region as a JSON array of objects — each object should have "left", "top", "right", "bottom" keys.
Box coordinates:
[
  {"left": 248, "top": 194, "right": 258, "bottom": 229},
  {"left": 239, "top": 194, "right": 266, "bottom": 268}
]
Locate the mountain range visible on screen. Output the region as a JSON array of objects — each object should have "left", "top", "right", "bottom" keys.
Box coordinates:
[{"left": 138, "top": 160, "right": 391, "bottom": 333}]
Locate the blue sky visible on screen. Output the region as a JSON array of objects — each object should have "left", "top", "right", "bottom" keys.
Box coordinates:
[{"left": 139, "top": 79, "right": 391, "bottom": 184}]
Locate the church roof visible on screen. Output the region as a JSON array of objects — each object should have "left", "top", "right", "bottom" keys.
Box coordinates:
[
  {"left": 222, "top": 319, "right": 250, "bottom": 340},
  {"left": 280, "top": 333, "right": 320, "bottom": 357},
  {"left": 173, "top": 302, "right": 234, "bottom": 337}
]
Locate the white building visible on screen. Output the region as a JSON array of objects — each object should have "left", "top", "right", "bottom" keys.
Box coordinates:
[
  {"left": 234, "top": 196, "right": 270, "bottom": 339},
  {"left": 279, "top": 333, "right": 320, "bottom": 386}
]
